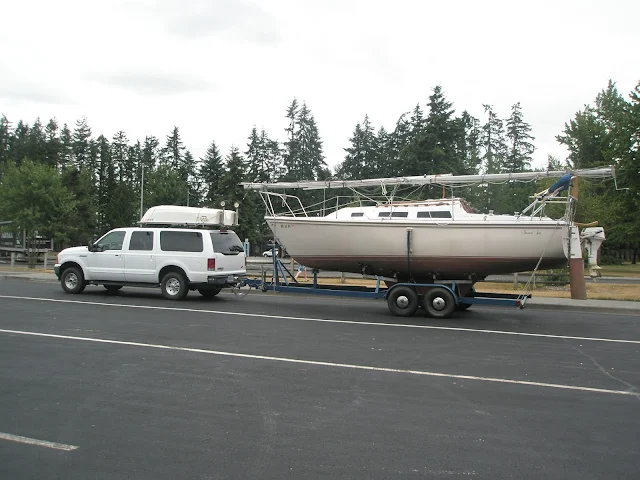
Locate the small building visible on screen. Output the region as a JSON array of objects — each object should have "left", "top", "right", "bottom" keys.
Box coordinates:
[{"left": 0, "top": 220, "right": 54, "bottom": 259}]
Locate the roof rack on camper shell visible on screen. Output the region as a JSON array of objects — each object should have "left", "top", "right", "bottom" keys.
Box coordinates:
[{"left": 140, "top": 205, "right": 239, "bottom": 228}]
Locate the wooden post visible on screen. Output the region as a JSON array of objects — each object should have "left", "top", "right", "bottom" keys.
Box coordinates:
[
  {"left": 44, "top": 252, "right": 48, "bottom": 270},
  {"left": 569, "top": 177, "right": 587, "bottom": 299}
]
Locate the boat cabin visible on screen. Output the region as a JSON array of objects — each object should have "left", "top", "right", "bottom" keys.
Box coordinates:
[{"left": 327, "top": 198, "right": 474, "bottom": 221}]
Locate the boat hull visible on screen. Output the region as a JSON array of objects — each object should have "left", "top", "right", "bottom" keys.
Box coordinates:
[{"left": 267, "top": 217, "right": 568, "bottom": 281}]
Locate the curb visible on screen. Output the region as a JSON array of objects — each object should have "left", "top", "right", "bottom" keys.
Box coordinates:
[{"left": 0, "top": 274, "right": 58, "bottom": 283}]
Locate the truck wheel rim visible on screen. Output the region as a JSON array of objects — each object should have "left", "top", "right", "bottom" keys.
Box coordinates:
[
  {"left": 65, "top": 273, "right": 77, "bottom": 289},
  {"left": 166, "top": 278, "right": 181, "bottom": 295}
]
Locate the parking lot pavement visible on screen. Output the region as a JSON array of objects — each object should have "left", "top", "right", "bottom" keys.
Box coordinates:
[
  {"left": 1, "top": 267, "right": 639, "bottom": 314},
  {"left": 1, "top": 278, "right": 640, "bottom": 479}
]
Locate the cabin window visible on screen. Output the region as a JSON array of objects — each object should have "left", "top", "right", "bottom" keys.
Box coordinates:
[
  {"left": 431, "top": 211, "right": 452, "bottom": 218},
  {"left": 417, "top": 211, "right": 452, "bottom": 219},
  {"left": 350, "top": 212, "right": 364, "bottom": 217},
  {"left": 378, "top": 211, "right": 408, "bottom": 218}
]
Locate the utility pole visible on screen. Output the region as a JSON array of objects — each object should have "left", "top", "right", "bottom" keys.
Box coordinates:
[{"left": 139, "top": 163, "right": 144, "bottom": 221}]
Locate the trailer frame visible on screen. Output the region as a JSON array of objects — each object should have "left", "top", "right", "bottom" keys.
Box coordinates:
[{"left": 240, "top": 255, "right": 530, "bottom": 319}]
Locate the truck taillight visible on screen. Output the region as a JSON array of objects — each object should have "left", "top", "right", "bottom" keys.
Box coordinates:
[{"left": 207, "top": 258, "right": 215, "bottom": 270}]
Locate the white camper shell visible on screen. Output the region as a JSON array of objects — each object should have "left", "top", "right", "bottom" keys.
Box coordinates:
[{"left": 54, "top": 205, "right": 247, "bottom": 300}]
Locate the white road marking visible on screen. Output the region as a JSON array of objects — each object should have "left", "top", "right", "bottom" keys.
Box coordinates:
[
  {"left": 0, "top": 328, "right": 637, "bottom": 397},
  {"left": 0, "top": 431, "right": 78, "bottom": 451},
  {"left": 1, "top": 294, "right": 639, "bottom": 345}
]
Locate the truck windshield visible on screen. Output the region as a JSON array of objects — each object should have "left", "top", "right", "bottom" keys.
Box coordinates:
[{"left": 210, "top": 231, "right": 244, "bottom": 255}]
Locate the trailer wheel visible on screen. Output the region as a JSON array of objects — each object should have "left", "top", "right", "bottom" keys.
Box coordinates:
[
  {"left": 423, "top": 287, "right": 456, "bottom": 319},
  {"left": 198, "top": 287, "right": 221, "bottom": 298},
  {"left": 387, "top": 286, "right": 419, "bottom": 317},
  {"left": 456, "top": 287, "right": 475, "bottom": 311}
]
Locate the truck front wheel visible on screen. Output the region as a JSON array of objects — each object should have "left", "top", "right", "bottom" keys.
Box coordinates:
[{"left": 61, "top": 267, "right": 86, "bottom": 294}]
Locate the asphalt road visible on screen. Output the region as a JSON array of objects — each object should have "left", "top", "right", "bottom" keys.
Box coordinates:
[{"left": 1, "top": 278, "right": 639, "bottom": 479}]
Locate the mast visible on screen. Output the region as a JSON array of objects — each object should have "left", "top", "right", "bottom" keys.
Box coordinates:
[{"left": 242, "top": 167, "right": 615, "bottom": 191}]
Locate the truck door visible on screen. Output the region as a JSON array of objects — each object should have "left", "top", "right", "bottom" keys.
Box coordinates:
[
  {"left": 124, "top": 230, "right": 156, "bottom": 283},
  {"left": 86, "top": 230, "right": 127, "bottom": 281}
]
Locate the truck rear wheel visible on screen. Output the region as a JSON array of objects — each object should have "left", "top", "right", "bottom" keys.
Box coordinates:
[{"left": 161, "top": 271, "right": 188, "bottom": 300}]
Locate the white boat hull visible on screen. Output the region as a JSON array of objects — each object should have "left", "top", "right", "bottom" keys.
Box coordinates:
[{"left": 267, "top": 217, "right": 569, "bottom": 281}]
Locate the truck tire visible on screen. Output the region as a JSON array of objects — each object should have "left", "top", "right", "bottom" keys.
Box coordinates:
[
  {"left": 161, "top": 271, "right": 189, "bottom": 300},
  {"left": 61, "top": 267, "right": 86, "bottom": 294}
]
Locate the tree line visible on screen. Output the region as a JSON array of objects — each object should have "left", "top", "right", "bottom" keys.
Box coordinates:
[{"left": 0, "top": 82, "right": 638, "bottom": 261}]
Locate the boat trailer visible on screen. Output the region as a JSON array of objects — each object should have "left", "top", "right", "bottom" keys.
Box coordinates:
[{"left": 239, "top": 257, "right": 529, "bottom": 319}]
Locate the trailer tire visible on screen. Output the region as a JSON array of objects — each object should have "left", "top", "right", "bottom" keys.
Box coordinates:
[
  {"left": 198, "top": 287, "right": 221, "bottom": 298},
  {"left": 387, "top": 286, "right": 419, "bottom": 317},
  {"left": 456, "top": 287, "right": 475, "bottom": 311},
  {"left": 423, "top": 287, "right": 456, "bottom": 318},
  {"left": 456, "top": 302, "right": 472, "bottom": 311}
]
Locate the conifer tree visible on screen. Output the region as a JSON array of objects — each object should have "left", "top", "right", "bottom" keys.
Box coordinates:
[
  {"left": 200, "top": 140, "right": 225, "bottom": 207},
  {"left": 0, "top": 115, "right": 11, "bottom": 169},
  {"left": 9, "top": 120, "right": 30, "bottom": 165},
  {"left": 481, "top": 105, "right": 506, "bottom": 174},
  {"left": 505, "top": 102, "right": 535, "bottom": 172},
  {"left": 72, "top": 117, "right": 93, "bottom": 172},
  {"left": 44, "top": 118, "right": 62, "bottom": 169}
]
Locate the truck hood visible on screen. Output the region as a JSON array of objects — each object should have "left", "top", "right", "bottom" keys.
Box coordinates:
[{"left": 59, "top": 246, "right": 89, "bottom": 257}]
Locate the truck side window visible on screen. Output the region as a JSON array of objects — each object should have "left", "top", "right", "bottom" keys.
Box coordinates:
[
  {"left": 96, "top": 231, "right": 126, "bottom": 251},
  {"left": 160, "top": 231, "right": 204, "bottom": 252},
  {"left": 129, "top": 231, "right": 154, "bottom": 251}
]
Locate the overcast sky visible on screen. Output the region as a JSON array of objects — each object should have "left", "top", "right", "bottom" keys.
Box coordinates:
[{"left": 1, "top": 0, "right": 638, "bottom": 173}]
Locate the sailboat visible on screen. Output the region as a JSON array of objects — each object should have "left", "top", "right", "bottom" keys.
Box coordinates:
[{"left": 243, "top": 168, "right": 614, "bottom": 283}]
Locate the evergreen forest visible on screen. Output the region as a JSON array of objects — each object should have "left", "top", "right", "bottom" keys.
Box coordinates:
[{"left": 1, "top": 82, "right": 638, "bottom": 262}]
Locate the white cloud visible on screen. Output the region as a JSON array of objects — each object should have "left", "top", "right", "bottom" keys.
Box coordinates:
[{"left": 1, "top": 0, "right": 638, "bottom": 170}]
